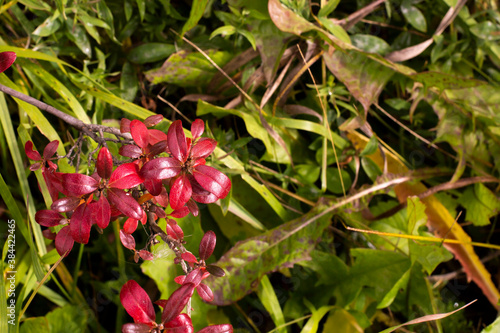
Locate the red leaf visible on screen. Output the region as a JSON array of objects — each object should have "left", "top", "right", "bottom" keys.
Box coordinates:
[
  {"left": 197, "top": 324, "right": 233, "bottom": 333},
  {"left": 109, "top": 163, "right": 144, "bottom": 189},
  {"left": 43, "top": 140, "right": 59, "bottom": 158},
  {"left": 140, "top": 157, "right": 182, "bottom": 180},
  {"left": 170, "top": 207, "right": 189, "bottom": 218},
  {"left": 190, "top": 176, "right": 218, "bottom": 204},
  {"left": 199, "top": 230, "right": 216, "bottom": 260},
  {"left": 97, "top": 147, "right": 113, "bottom": 179},
  {"left": 174, "top": 276, "right": 186, "bottom": 284},
  {"left": 181, "top": 252, "right": 198, "bottom": 264},
  {"left": 190, "top": 119, "right": 205, "bottom": 139},
  {"left": 152, "top": 186, "right": 169, "bottom": 207},
  {"left": 167, "top": 120, "right": 188, "bottom": 162},
  {"left": 193, "top": 165, "right": 231, "bottom": 199},
  {"left": 120, "top": 229, "right": 136, "bottom": 250},
  {"left": 169, "top": 175, "right": 192, "bottom": 210},
  {"left": 55, "top": 225, "right": 74, "bottom": 257},
  {"left": 144, "top": 114, "right": 163, "bottom": 127},
  {"left": 183, "top": 268, "right": 203, "bottom": 287},
  {"left": 148, "top": 129, "right": 168, "bottom": 147},
  {"left": 121, "top": 118, "right": 131, "bottom": 133},
  {"left": 35, "top": 209, "right": 64, "bottom": 227},
  {"left": 90, "top": 195, "right": 111, "bottom": 229},
  {"left": 124, "top": 217, "right": 139, "bottom": 234},
  {"left": 70, "top": 203, "right": 92, "bottom": 244},
  {"left": 0, "top": 51, "right": 16, "bottom": 73},
  {"left": 148, "top": 139, "right": 168, "bottom": 156},
  {"left": 122, "top": 323, "right": 152, "bottom": 333},
  {"left": 139, "top": 250, "right": 154, "bottom": 261},
  {"left": 197, "top": 283, "right": 214, "bottom": 302},
  {"left": 43, "top": 229, "right": 57, "bottom": 240},
  {"left": 51, "top": 197, "right": 81, "bottom": 213},
  {"left": 166, "top": 220, "right": 184, "bottom": 240},
  {"left": 107, "top": 188, "right": 144, "bottom": 220},
  {"left": 61, "top": 173, "right": 99, "bottom": 197},
  {"left": 164, "top": 313, "right": 193, "bottom": 333},
  {"left": 119, "top": 145, "right": 143, "bottom": 158},
  {"left": 161, "top": 283, "right": 195, "bottom": 324},
  {"left": 43, "top": 170, "right": 63, "bottom": 201},
  {"left": 120, "top": 280, "right": 156, "bottom": 325},
  {"left": 206, "top": 265, "right": 225, "bottom": 277},
  {"left": 186, "top": 199, "right": 199, "bottom": 217},
  {"left": 24, "top": 141, "right": 41, "bottom": 161},
  {"left": 144, "top": 178, "right": 163, "bottom": 197},
  {"left": 190, "top": 138, "right": 217, "bottom": 160},
  {"left": 130, "top": 120, "right": 149, "bottom": 149}
]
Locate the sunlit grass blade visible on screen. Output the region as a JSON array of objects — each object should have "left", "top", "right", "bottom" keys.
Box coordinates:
[{"left": 257, "top": 275, "right": 286, "bottom": 333}]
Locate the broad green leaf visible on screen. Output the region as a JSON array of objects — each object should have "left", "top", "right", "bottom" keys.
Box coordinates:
[
  {"left": 407, "top": 196, "right": 427, "bottom": 234},
  {"left": 351, "top": 34, "right": 391, "bottom": 55},
  {"left": 257, "top": 275, "right": 286, "bottom": 333},
  {"left": 65, "top": 18, "right": 92, "bottom": 58},
  {"left": 145, "top": 50, "right": 232, "bottom": 86},
  {"left": 360, "top": 156, "right": 382, "bottom": 182},
  {"left": 326, "top": 168, "right": 351, "bottom": 195},
  {"left": 298, "top": 250, "right": 348, "bottom": 287},
  {"left": 120, "top": 61, "right": 138, "bottom": 102},
  {"left": 335, "top": 249, "right": 411, "bottom": 307},
  {"left": 207, "top": 199, "right": 335, "bottom": 305},
  {"left": 127, "top": 43, "right": 175, "bottom": 64},
  {"left": 295, "top": 164, "right": 320, "bottom": 184},
  {"left": 209, "top": 25, "right": 237, "bottom": 40},
  {"left": 377, "top": 266, "right": 411, "bottom": 308},
  {"left": 470, "top": 21, "right": 500, "bottom": 41},
  {"left": 458, "top": 183, "right": 500, "bottom": 226},
  {"left": 46, "top": 304, "right": 88, "bottom": 332},
  {"left": 401, "top": 0, "right": 427, "bottom": 32},
  {"left": 323, "top": 50, "right": 394, "bottom": 113},
  {"left": 360, "top": 135, "right": 378, "bottom": 156},
  {"left": 322, "top": 308, "right": 363, "bottom": 333},
  {"left": 409, "top": 71, "right": 487, "bottom": 91},
  {"left": 20, "top": 317, "right": 50, "bottom": 333},
  {"left": 33, "top": 12, "right": 61, "bottom": 37},
  {"left": 181, "top": 0, "right": 208, "bottom": 36}
]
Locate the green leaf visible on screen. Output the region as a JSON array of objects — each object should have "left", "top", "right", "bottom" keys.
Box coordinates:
[
  {"left": 318, "top": 0, "right": 341, "bottom": 17},
  {"left": 300, "top": 304, "right": 333, "bottom": 333},
  {"left": 128, "top": 43, "right": 176, "bottom": 64},
  {"left": 360, "top": 135, "right": 378, "bottom": 156},
  {"left": 335, "top": 249, "right": 412, "bottom": 306},
  {"left": 319, "top": 17, "right": 351, "bottom": 45},
  {"left": 65, "top": 18, "right": 92, "bottom": 58},
  {"left": 326, "top": 168, "right": 351, "bottom": 195},
  {"left": 295, "top": 164, "right": 321, "bottom": 184},
  {"left": 322, "top": 308, "right": 364, "bottom": 333},
  {"left": 33, "top": 12, "right": 61, "bottom": 37},
  {"left": 145, "top": 50, "right": 232, "bottom": 86},
  {"left": 377, "top": 267, "right": 411, "bottom": 308},
  {"left": 323, "top": 50, "right": 394, "bottom": 113},
  {"left": 470, "top": 21, "right": 500, "bottom": 41},
  {"left": 257, "top": 275, "right": 286, "bottom": 333},
  {"left": 136, "top": 0, "right": 146, "bottom": 21},
  {"left": 207, "top": 199, "right": 335, "bottom": 305},
  {"left": 409, "top": 71, "right": 487, "bottom": 91},
  {"left": 401, "top": 0, "right": 427, "bottom": 32},
  {"left": 361, "top": 157, "right": 382, "bottom": 182},
  {"left": 209, "top": 25, "right": 237, "bottom": 40},
  {"left": 458, "top": 183, "right": 500, "bottom": 226},
  {"left": 181, "top": 0, "right": 208, "bottom": 37},
  {"left": 351, "top": 34, "right": 391, "bottom": 55},
  {"left": 20, "top": 317, "right": 50, "bottom": 333},
  {"left": 46, "top": 304, "right": 88, "bottom": 332},
  {"left": 482, "top": 316, "right": 500, "bottom": 332},
  {"left": 298, "top": 250, "right": 348, "bottom": 287},
  {"left": 120, "top": 61, "right": 138, "bottom": 102}
]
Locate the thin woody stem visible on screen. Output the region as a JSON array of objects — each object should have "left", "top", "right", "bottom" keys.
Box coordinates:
[{"left": 0, "top": 82, "right": 132, "bottom": 141}]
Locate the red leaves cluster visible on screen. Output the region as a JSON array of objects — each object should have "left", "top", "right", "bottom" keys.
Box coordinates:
[
  {"left": 120, "top": 280, "right": 232, "bottom": 333},
  {"left": 27, "top": 116, "right": 231, "bottom": 258}
]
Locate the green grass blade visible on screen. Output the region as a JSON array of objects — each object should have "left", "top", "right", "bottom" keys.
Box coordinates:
[{"left": 257, "top": 275, "right": 286, "bottom": 333}]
